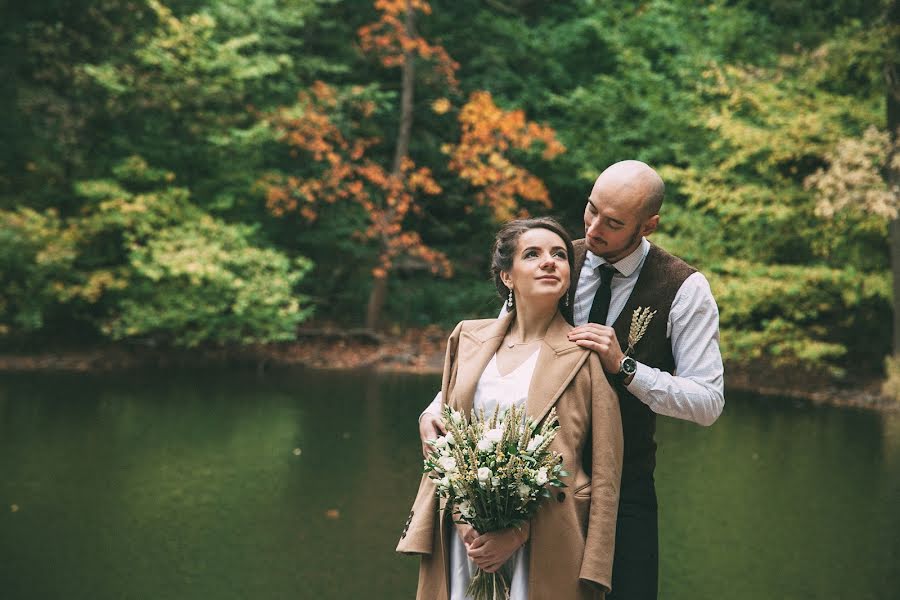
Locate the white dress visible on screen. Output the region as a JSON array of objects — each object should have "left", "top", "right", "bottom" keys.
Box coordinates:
[{"left": 448, "top": 349, "right": 539, "bottom": 600}]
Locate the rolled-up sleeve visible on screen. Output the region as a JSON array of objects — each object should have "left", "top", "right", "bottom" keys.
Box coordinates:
[{"left": 627, "top": 272, "right": 724, "bottom": 426}]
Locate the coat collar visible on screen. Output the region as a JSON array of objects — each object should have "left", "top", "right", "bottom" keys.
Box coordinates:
[{"left": 450, "top": 311, "right": 588, "bottom": 425}]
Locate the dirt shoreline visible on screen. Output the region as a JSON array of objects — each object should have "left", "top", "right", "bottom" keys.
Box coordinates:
[{"left": 1, "top": 327, "right": 896, "bottom": 412}]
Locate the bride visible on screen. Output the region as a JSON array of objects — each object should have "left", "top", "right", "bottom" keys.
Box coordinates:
[{"left": 397, "top": 217, "right": 624, "bottom": 599}]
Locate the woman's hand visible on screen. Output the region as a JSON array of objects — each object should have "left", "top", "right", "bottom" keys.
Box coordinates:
[
  {"left": 466, "top": 522, "right": 530, "bottom": 573},
  {"left": 455, "top": 521, "right": 478, "bottom": 547},
  {"left": 419, "top": 413, "right": 446, "bottom": 458}
]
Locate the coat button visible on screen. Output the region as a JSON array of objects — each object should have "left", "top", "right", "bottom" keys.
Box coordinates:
[{"left": 557, "top": 492, "right": 566, "bottom": 502}]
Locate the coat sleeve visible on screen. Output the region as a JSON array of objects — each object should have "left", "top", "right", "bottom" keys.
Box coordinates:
[
  {"left": 396, "top": 321, "right": 463, "bottom": 555},
  {"left": 579, "top": 354, "right": 624, "bottom": 592}
]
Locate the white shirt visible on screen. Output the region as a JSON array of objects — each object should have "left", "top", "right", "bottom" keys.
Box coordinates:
[{"left": 423, "top": 238, "right": 724, "bottom": 426}]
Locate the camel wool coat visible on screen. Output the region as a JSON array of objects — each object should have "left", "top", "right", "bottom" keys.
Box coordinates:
[{"left": 397, "top": 311, "right": 624, "bottom": 599}]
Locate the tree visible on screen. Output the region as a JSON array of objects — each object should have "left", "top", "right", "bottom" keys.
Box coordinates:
[
  {"left": 1, "top": 156, "right": 313, "bottom": 346},
  {"left": 357, "top": 0, "right": 459, "bottom": 328},
  {"left": 886, "top": 0, "right": 900, "bottom": 354},
  {"left": 1, "top": 0, "right": 156, "bottom": 208},
  {"left": 264, "top": 82, "right": 452, "bottom": 324},
  {"left": 442, "top": 90, "right": 565, "bottom": 221},
  {"left": 78, "top": 0, "right": 292, "bottom": 206},
  {"left": 660, "top": 47, "right": 889, "bottom": 373}
]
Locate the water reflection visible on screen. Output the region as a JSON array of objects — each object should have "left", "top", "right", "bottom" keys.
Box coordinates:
[{"left": 0, "top": 371, "right": 897, "bottom": 599}]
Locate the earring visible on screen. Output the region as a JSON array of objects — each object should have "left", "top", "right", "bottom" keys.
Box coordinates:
[
  {"left": 563, "top": 290, "right": 569, "bottom": 308},
  {"left": 506, "top": 288, "right": 514, "bottom": 310}
]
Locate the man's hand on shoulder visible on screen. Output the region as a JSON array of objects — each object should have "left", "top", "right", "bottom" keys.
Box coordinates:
[
  {"left": 567, "top": 324, "right": 626, "bottom": 376},
  {"left": 419, "top": 412, "right": 447, "bottom": 458}
]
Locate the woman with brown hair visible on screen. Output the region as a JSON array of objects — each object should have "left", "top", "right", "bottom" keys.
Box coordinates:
[{"left": 397, "top": 217, "right": 624, "bottom": 599}]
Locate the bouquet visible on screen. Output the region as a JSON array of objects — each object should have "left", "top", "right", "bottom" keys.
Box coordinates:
[{"left": 424, "top": 403, "right": 568, "bottom": 600}]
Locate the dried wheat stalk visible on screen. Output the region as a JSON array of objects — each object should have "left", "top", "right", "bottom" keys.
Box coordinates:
[{"left": 626, "top": 306, "right": 657, "bottom": 356}]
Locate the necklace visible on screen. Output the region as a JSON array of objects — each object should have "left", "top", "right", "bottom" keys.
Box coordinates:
[{"left": 505, "top": 337, "right": 544, "bottom": 348}]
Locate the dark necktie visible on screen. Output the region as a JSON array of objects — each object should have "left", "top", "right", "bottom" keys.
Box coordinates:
[{"left": 588, "top": 264, "right": 618, "bottom": 325}]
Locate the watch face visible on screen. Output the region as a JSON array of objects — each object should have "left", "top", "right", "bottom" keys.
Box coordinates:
[{"left": 621, "top": 357, "right": 637, "bottom": 375}]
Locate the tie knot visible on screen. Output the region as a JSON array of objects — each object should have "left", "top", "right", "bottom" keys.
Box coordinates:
[{"left": 598, "top": 264, "right": 617, "bottom": 284}]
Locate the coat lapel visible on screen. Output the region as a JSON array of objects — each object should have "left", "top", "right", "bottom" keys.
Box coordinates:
[
  {"left": 450, "top": 311, "right": 588, "bottom": 425},
  {"left": 525, "top": 312, "right": 589, "bottom": 424},
  {"left": 449, "top": 312, "right": 513, "bottom": 417}
]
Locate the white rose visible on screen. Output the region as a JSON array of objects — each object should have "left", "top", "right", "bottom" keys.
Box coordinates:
[
  {"left": 491, "top": 476, "right": 501, "bottom": 487},
  {"left": 526, "top": 435, "right": 545, "bottom": 453},
  {"left": 476, "top": 437, "right": 494, "bottom": 452},
  {"left": 438, "top": 476, "right": 451, "bottom": 490},
  {"left": 458, "top": 501, "right": 474, "bottom": 519},
  {"left": 518, "top": 483, "right": 531, "bottom": 498},
  {"left": 485, "top": 428, "right": 504, "bottom": 443},
  {"left": 450, "top": 410, "right": 464, "bottom": 426},
  {"left": 477, "top": 467, "right": 492, "bottom": 484},
  {"left": 535, "top": 467, "right": 549, "bottom": 486},
  {"left": 445, "top": 432, "right": 456, "bottom": 446},
  {"left": 438, "top": 456, "right": 458, "bottom": 473},
  {"left": 433, "top": 435, "right": 448, "bottom": 449}
]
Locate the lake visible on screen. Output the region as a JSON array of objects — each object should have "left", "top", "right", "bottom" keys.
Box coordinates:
[{"left": 1, "top": 368, "right": 898, "bottom": 599}]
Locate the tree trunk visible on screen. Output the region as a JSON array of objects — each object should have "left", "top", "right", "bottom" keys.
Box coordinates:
[
  {"left": 365, "top": 275, "right": 389, "bottom": 330},
  {"left": 365, "top": 1, "right": 416, "bottom": 331},
  {"left": 889, "top": 219, "right": 900, "bottom": 353},
  {"left": 392, "top": 4, "right": 416, "bottom": 176},
  {"left": 888, "top": 0, "right": 900, "bottom": 353}
]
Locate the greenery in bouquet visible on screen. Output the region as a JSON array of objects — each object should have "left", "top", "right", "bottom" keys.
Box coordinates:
[{"left": 423, "top": 403, "right": 568, "bottom": 599}]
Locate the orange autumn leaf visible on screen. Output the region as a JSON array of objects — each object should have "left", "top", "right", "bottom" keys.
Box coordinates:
[
  {"left": 358, "top": 0, "right": 459, "bottom": 89},
  {"left": 263, "top": 81, "right": 452, "bottom": 281},
  {"left": 444, "top": 91, "right": 565, "bottom": 221}
]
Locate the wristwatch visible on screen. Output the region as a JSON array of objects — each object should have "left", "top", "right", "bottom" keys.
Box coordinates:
[{"left": 615, "top": 355, "right": 637, "bottom": 382}]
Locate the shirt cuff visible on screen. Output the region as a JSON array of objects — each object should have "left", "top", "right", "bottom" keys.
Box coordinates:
[{"left": 626, "top": 362, "right": 656, "bottom": 405}]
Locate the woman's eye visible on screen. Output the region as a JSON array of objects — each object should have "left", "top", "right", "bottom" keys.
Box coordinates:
[
  {"left": 523, "top": 250, "right": 538, "bottom": 258},
  {"left": 554, "top": 251, "right": 568, "bottom": 259}
]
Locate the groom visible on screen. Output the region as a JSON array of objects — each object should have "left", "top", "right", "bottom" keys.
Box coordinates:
[{"left": 418, "top": 160, "right": 725, "bottom": 599}]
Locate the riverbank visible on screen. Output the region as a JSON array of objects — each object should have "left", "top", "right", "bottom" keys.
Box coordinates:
[{"left": 1, "top": 325, "right": 896, "bottom": 412}]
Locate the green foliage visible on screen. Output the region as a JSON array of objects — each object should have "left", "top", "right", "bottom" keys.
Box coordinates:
[
  {"left": 0, "top": 208, "right": 76, "bottom": 334},
  {"left": 1, "top": 157, "right": 313, "bottom": 346},
  {"left": 648, "top": 31, "right": 890, "bottom": 372},
  {"left": 385, "top": 276, "right": 501, "bottom": 328},
  {"left": 665, "top": 51, "right": 883, "bottom": 261},
  {"left": 708, "top": 260, "right": 891, "bottom": 375},
  {"left": 108, "top": 214, "right": 313, "bottom": 346},
  {"left": 77, "top": 1, "right": 287, "bottom": 198},
  {"left": 1, "top": 0, "right": 895, "bottom": 375},
  {"left": 71, "top": 0, "right": 342, "bottom": 218}
]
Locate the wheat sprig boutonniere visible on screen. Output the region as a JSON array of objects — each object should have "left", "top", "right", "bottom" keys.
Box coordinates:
[{"left": 626, "top": 306, "right": 657, "bottom": 356}]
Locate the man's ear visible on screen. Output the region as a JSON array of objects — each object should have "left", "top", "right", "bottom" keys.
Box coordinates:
[{"left": 642, "top": 214, "right": 660, "bottom": 237}]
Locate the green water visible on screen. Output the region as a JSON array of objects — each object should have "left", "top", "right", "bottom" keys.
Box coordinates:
[{"left": 0, "top": 368, "right": 898, "bottom": 599}]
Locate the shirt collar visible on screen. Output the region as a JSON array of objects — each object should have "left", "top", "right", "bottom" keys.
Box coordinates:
[{"left": 585, "top": 237, "right": 650, "bottom": 277}]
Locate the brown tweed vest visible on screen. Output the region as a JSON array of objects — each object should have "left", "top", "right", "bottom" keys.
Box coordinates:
[{"left": 569, "top": 239, "right": 696, "bottom": 479}]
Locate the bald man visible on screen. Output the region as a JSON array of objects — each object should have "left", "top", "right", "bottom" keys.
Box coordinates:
[{"left": 418, "top": 160, "right": 725, "bottom": 599}]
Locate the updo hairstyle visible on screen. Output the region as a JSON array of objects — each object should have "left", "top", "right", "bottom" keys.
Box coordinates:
[{"left": 490, "top": 217, "right": 575, "bottom": 323}]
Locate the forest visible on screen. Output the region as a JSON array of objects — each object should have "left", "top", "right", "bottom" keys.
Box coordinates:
[{"left": 3, "top": 0, "right": 898, "bottom": 384}]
